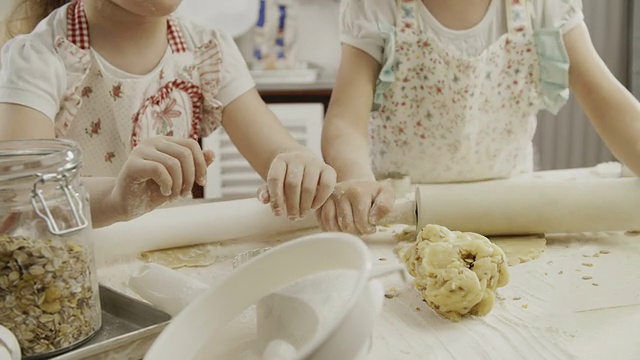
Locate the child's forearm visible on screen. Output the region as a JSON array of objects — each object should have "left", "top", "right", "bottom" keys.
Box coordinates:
[
  {"left": 322, "top": 119, "right": 375, "bottom": 182},
  {"left": 82, "top": 177, "right": 124, "bottom": 228},
  {"left": 578, "top": 87, "right": 640, "bottom": 176},
  {"left": 565, "top": 23, "right": 640, "bottom": 176}
]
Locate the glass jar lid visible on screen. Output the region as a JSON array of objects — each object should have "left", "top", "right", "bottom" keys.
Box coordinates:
[
  {"left": 0, "top": 139, "right": 82, "bottom": 183},
  {"left": 0, "top": 139, "right": 88, "bottom": 235}
]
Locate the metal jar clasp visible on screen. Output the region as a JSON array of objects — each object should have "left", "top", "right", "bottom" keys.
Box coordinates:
[{"left": 30, "top": 173, "right": 88, "bottom": 236}]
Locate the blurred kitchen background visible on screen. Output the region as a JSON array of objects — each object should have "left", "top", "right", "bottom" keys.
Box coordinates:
[{"left": 0, "top": 0, "right": 637, "bottom": 199}]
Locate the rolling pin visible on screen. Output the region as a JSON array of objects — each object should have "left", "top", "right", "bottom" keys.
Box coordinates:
[
  {"left": 92, "top": 197, "right": 319, "bottom": 259},
  {"left": 384, "top": 177, "right": 640, "bottom": 236},
  {"left": 93, "top": 177, "right": 640, "bottom": 258}
]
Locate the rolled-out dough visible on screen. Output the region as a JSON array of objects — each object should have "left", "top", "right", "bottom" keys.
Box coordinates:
[
  {"left": 139, "top": 243, "right": 223, "bottom": 269},
  {"left": 139, "top": 228, "right": 321, "bottom": 269},
  {"left": 399, "top": 225, "right": 510, "bottom": 322},
  {"left": 490, "top": 235, "right": 547, "bottom": 266}
]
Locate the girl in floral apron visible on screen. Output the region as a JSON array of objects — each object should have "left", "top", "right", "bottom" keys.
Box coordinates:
[
  {"left": 0, "top": 0, "right": 336, "bottom": 228},
  {"left": 319, "top": 0, "right": 640, "bottom": 235}
]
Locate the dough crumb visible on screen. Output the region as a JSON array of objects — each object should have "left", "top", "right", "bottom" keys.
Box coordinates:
[
  {"left": 416, "top": 307, "right": 421, "bottom": 312},
  {"left": 399, "top": 224, "right": 510, "bottom": 322},
  {"left": 582, "top": 263, "right": 593, "bottom": 267},
  {"left": 582, "top": 276, "right": 593, "bottom": 280},
  {"left": 592, "top": 253, "right": 600, "bottom": 258},
  {"left": 385, "top": 287, "right": 400, "bottom": 299},
  {"left": 522, "top": 304, "right": 529, "bottom": 309},
  {"left": 394, "top": 226, "right": 418, "bottom": 242}
]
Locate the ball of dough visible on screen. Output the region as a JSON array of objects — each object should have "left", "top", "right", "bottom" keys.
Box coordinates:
[{"left": 400, "top": 224, "right": 510, "bottom": 322}]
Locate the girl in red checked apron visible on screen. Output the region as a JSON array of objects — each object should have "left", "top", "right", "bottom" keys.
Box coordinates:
[{"left": 0, "top": 0, "right": 336, "bottom": 227}]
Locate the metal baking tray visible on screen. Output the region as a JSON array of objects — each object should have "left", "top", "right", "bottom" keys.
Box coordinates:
[{"left": 50, "top": 285, "right": 171, "bottom": 360}]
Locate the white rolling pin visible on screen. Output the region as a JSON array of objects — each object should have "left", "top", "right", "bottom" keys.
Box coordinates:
[
  {"left": 408, "top": 177, "right": 640, "bottom": 236},
  {"left": 92, "top": 198, "right": 318, "bottom": 258},
  {"left": 93, "top": 177, "right": 640, "bottom": 258}
]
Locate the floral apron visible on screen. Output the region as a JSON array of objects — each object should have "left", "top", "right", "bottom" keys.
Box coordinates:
[
  {"left": 53, "top": 0, "right": 224, "bottom": 177},
  {"left": 371, "top": 0, "right": 569, "bottom": 183}
]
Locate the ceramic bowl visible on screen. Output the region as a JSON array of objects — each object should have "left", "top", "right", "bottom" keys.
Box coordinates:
[{"left": 143, "top": 232, "right": 396, "bottom": 360}]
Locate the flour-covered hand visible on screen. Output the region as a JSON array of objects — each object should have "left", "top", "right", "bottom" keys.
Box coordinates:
[
  {"left": 257, "top": 151, "right": 336, "bottom": 220},
  {"left": 316, "top": 180, "right": 395, "bottom": 235},
  {"left": 109, "top": 136, "right": 214, "bottom": 221}
]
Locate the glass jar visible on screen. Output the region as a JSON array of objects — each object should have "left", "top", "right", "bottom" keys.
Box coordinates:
[{"left": 0, "top": 139, "right": 101, "bottom": 359}]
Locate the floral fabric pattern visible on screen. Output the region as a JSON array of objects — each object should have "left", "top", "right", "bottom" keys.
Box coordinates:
[
  {"left": 370, "top": 0, "right": 570, "bottom": 183},
  {"left": 53, "top": 0, "right": 224, "bottom": 177}
]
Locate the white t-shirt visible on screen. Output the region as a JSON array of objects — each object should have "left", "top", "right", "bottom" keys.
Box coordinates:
[
  {"left": 340, "top": 0, "right": 584, "bottom": 62},
  {"left": 0, "top": 6, "right": 255, "bottom": 122}
]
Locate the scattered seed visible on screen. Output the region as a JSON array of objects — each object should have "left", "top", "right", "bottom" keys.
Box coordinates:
[
  {"left": 592, "top": 283, "right": 599, "bottom": 287},
  {"left": 558, "top": 271, "right": 564, "bottom": 275},
  {"left": 582, "top": 263, "right": 593, "bottom": 267},
  {"left": 582, "top": 276, "right": 593, "bottom": 280},
  {"left": 416, "top": 307, "right": 421, "bottom": 312},
  {"left": 599, "top": 250, "right": 610, "bottom": 255},
  {"left": 513, "top": 297, "right": 522, "bottom": 301},
  {"left": 522, "top": 304, "right": 529, "bottom": 309},
  {"left": 378, "top": 258, "right": 387, "bottom": 262}
]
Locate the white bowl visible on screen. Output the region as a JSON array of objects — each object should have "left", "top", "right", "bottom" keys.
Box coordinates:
[
  {"left": 143, "top": 232, "right": 392, "bottom": 360},
  {"left": 0, "top": 325, "right": 21, "bottom": 360}
]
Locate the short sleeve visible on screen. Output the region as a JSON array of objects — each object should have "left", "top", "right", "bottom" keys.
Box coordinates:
[
  {"left": 339, "top": 0, "right": 395, "bottom": 63},
  {"left": 531, "top": 0, "right": 584, "bottom": 34},
  {"left": 216, "top": 31, "right": 255, "bottom": 107},
  {"left": 0, "top": 35, "right": 66, "bottom": 121}
]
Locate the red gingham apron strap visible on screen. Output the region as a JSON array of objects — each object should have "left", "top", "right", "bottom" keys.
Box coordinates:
[
  {"left": 67, "top": 1, "right": 187, "bottom": 53},
  {"left": 167, "top": 17, "right": 188, "bottom": 53},
  {"left": 66, "top": 0, "right": 90, "bottom": 50}
]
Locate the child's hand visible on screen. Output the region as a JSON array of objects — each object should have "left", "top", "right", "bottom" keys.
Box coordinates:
[
  {"left": 316, "top": 180, "right": 395, "bottom": 235},
  {"left": 109, "top": 136, "right": 214, "bottom": 221},
  {"left": 257, "top": 151, "right": 336, "bottom": 220}
]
